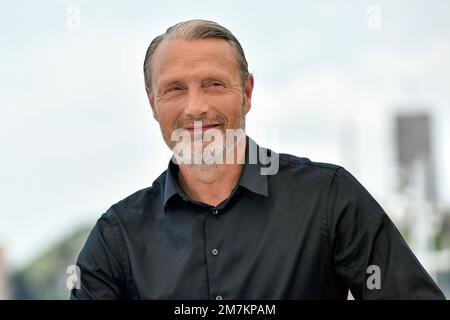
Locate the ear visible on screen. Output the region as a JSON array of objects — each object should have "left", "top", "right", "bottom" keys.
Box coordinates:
[
  {"left": 146, "top": 87, "right": 158, "bottom": 121},
  {"left": 243, "top": 73, "right": 254, "bottom": 115}
]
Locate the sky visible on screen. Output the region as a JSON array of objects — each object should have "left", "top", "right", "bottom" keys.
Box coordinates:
[{"left": 1, "top": 0, "right": 450, "bottom": 268}]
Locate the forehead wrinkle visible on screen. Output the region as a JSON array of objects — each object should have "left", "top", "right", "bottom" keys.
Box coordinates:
[
  {"left": 152, "top": 38, "right": 241, "bottom": 88},
  {"left": 158, "top": 66, "right": 233, "bottom": 87},
  {"left": 159, "top": 54, "right": 237, "bottom": 76}
]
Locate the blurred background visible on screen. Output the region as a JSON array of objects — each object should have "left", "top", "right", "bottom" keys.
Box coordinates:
[{"left": 0, "top": 0, "right": 449, "bottom": 299}]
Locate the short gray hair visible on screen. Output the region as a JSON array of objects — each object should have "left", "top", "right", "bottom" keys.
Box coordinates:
[{"left": 143, "top": 19, "right": 249, "bottom": 93}]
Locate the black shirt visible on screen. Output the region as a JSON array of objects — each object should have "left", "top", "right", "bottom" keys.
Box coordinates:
[{"left": 70, "top": 136, "right": 445, "bottom": 300}]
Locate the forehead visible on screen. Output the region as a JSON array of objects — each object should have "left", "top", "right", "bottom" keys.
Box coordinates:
[{"left": 152, "top": 38, "right": 240, "bottom": 84}]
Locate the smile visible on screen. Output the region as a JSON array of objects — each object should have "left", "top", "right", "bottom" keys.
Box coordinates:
[{"left": 183, "top": 124, "right": 223, "bottom": 132}]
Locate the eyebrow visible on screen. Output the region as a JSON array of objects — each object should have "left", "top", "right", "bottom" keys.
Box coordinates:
[{"left": 157, "top": 71, "right": 230, "bottom": 87}]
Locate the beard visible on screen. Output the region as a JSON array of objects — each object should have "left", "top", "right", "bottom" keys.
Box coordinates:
[{"left": 160, "top": 108, "right": 247, "bottom": 169}]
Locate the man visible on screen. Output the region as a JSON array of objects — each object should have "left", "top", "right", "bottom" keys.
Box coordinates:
[{"left": 70, "top": 20, "right": 445, "bottom": 300}]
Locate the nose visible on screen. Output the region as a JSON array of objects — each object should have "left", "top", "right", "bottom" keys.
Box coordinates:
[{"left": 184, "top": 87, "right": 210, "bottom": 118}]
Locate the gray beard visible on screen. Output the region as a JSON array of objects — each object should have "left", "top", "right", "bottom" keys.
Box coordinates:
[{"left": 167, "top": 115, "right": 246, "bottom": 168}]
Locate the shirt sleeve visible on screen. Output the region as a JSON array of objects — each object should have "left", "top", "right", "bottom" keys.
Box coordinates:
[
  {"left": 70, "top": 207, "right": 128, "bottom": 300},
  {"left": 327, "top": 167, "right": 445, "bottom": 300}
]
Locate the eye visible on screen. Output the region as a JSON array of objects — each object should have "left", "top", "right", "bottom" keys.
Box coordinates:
[
  {"left": 206, "top": 81, "right": 225, "bottom": 88},
  {"left": 166, "top": 85, "right": 183, "bottom": 93}
]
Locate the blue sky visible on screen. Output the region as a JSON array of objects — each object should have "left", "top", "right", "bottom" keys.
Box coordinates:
[{"left": 1, "top": 0, "right": 450, "bottom": 268}]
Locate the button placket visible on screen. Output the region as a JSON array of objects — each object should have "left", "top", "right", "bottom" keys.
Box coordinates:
[{"left": 204, "top": 208, "right": 224, "bottom": 302}]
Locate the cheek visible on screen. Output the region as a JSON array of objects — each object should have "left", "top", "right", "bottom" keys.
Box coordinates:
[
  {"left": 156, "top": 91, "right": 243, "bottom": 126},
  {"left": 156, "top": 103, "right": 181, "bottom": 127},
  {"left": 209, "top": 94, "right": 243, "bottom": 115}
]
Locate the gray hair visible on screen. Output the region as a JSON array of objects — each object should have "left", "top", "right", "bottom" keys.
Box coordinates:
[{"left": 143, "top": 19, "right": 249, "bottom": 93}]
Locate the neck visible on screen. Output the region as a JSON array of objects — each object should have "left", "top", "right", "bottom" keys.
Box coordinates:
[{"left": 177, "top": 138, "right": 246, "bottom": 206}]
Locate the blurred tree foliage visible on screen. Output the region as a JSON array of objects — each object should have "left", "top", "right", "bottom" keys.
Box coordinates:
[{"left": 10, "top": 226, "right": 90, "bottom": 299}]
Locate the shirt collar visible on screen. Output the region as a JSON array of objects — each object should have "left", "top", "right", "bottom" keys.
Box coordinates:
[
  {"left": 236, "top": 136, "right": 269, "bottom": 197},
  {"left": 163, "top": 157, "right": 187, "bottom": 206},
  {"left": 163, "top": 135, "right": 269, "bottom": 208}
]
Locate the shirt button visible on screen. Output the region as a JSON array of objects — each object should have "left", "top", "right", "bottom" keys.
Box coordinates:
[
  {"left": 211, "top": 209, "right": 219, "bottom": 215},
  {"left": 211, "top": 248, "right": 219, "bottom": 256},
  {"left": 216, "top": 295, "right": 223, "bottom": 300}
]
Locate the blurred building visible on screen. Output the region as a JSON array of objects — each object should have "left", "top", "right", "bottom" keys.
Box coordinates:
[
  {"left": 395, "top": 113, "right": 437, "bottom": 201},
  {"left": 394, "top": 112, "right": 450, "bottom": 298}
]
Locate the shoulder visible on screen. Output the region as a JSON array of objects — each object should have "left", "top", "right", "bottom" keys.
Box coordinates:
[
  {"left": 279, "top": 153, "right": 341, "bottom": 170},
  {"left": 275, "top": 152, "right": 369, "bottom": 198},
  {"left": 99, "top": 171, "right": 167, "bottom": 226},
  {"left": 272, "top": 152, "right": 344, "bottom": 183}
]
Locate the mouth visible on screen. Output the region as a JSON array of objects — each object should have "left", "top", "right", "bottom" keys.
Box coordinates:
[{"left": 183, "top": 124, "right": 223, "bottom": 133}]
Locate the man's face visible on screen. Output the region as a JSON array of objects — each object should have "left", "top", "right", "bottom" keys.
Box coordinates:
[{"left": 147, "top": 38, "right": 254, "bottom": 156}]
